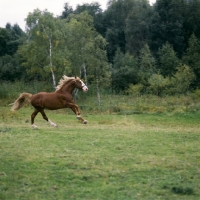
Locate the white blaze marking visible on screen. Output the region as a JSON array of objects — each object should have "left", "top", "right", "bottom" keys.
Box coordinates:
[{"left": 80, "top": 80, "right": 88, "bottom": 92}]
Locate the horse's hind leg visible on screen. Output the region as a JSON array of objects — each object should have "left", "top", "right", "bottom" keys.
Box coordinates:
[
  {"left": 31, "top": 109, "right": 39, "bottom": 129},
  {"left": 39, "top": 109, "right": 57, "bottom": 128}
]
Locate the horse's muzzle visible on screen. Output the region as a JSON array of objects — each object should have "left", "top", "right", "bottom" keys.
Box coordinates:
[{"left": 82, "top": 85, "right": 88, "bottom": 92}]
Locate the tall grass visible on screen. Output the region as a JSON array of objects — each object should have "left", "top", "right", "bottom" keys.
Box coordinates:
[
  {"left": 0, "top": 81, "right": 53, "bottom": 105},
  {"left": 79, "top": 93, "right": 200, "bottom": 115},
  {"left": 1, "top": 81, "right": 200, "bottom": 114}
]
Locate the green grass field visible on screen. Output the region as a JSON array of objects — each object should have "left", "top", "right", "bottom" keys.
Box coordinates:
[{"left": 0, "top": 106, "right": 200, "bottom": 199}]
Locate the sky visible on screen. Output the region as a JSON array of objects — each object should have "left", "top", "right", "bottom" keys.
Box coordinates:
[{"left": 0, "top": 0, "right": 156, "bottom": 31}]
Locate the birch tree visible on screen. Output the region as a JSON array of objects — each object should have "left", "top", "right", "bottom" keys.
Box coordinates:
[
  {"left": 66, "top": 12, "right": 95, "bottom": 80},
  {"left": 19, "top": 9, "right": 70, "bottom": 89},
  {"left": 87, "top": 34, "right": 110, "bottom": 106},
  {"left": 66, "top": 12, "right": 110, "bottom": 105}
]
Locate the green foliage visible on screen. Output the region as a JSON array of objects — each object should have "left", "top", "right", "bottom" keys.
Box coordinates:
[
  {"left": 138, "top": 44, "right": 157, "bottom": 86},
  {"left": 150, "top": 0, "right": 185, "bottom": 56},
  {"left": 112, "top": 49, "right": 138, "bottom": 92},
  {"left": 2, "top": 0, "right": 200, "bottom": 96},
  {"left": 183, "top": 0, "right": 200, "bottom": 40},
  {"left": 0, "top": 24, "right": 26, "bottom": 81},
  {"left": 190, "top": 89, "right": 200, "bottom": 100},
  {"left": 125, "top": 0, "right": 152, "bottom": 55},
  {"left": 125, "top": 83, "right": 143, "bottom": 96},
  {"left": 182, "top": 33, "right": 200, "bottom": 88},
  {"left": 148, "top": 74, "right": 170, "bottom": 96},
  {"left": 60, "top": 3, "right": 73, "bottom": 19},
  {"left": 74, "top": 2, "right": 102, "bottom": 17},
  {"left": 0, "top": 28, "right": 10, "bottom": 56},
  {"left": 158, "top": 42, "right": 180, "bottom": 77},
  {"left": 66, "top": 12, "right": 97, "bottom": 75},
  {"left": 88, "top": 34, "right": 111, "bottom": 88},
  {"left": 19, "top": 9, "right": 71, "bottom": 84},
  {"left": 139, "top": 44, "right": 156, "bottom": 71},
  {"left": 0, "top": 24, "right": 25, "bottom": 57},
  {"left": 169, "top": 64, "right": 195, "bottom": 94},
  {"left": 147, "top": 65, "right": 195, "bottom": 96},
  {"left": 0, "top": 55, "right": 22, "bottom": 81},
  {"left": 103, "top": 0, "right": 135, "bottom": 61},
  {"left": 66, "top": 11, "right": 110, "bottom": 94}
]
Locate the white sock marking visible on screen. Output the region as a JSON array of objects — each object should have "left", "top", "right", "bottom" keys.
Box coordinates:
[
  {"left": 48, "top": 119, "right": 57, "bottom": 127},
  {"left": 31, "top": 124, "right": 38, "bottom": 129}
]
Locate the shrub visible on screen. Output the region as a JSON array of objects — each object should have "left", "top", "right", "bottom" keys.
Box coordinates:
[
  {"left": 148, "top": 74, "right": 170, "bottom": 96},
  {"left": 125, "top": 83, "right": 143, "bottom": 96},
  {"left": 168, "top": 65, "right": 195, "bottom": 95},
  {"left": 190, "top": 89, "right": 200, "bottom": 100}
]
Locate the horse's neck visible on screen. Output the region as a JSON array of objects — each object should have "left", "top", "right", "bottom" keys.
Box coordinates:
[{"left": 60, "top": 82, "right": 75, "bottom": 94}]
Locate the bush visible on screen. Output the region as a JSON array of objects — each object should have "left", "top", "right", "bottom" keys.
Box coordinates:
[
  {"left": 168, "top": 65, "right": 195, "bottom": 95},
  {"left": 146, "top": 65, "right": 195, "bottom": 96},
  {"left": 190, "top": 89, "right": 200, "bottom": 100},
  {"left": 148, "top": 74, "right": 170, "bottom": 96},
  {"left": 125, "top": 84, "right": 143, "bottom": 96}
]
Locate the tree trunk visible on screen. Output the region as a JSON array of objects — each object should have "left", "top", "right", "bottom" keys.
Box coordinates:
[
  {"left": 49, "top": 32, "right": 56, "bottom": 90},
  {"left": 96, "top": 76, "right": 101, "bottom": 106},
  {"left": 83, "top": 62, "right": 87, "bottom": 85},
  {"left": 74, "top": 67, "right": 82, "bottom": 103},
  {"left": 51, "top": 68, "right": 56, "bottom": 90}
]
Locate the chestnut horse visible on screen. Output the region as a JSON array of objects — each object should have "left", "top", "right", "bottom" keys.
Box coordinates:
[{"left": 11, "top": 76, "right": 88, "bottom": 129}]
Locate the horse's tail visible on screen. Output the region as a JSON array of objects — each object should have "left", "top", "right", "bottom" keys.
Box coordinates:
[{"left": 10, "top": 92, "right": 33, "bottom": 111}]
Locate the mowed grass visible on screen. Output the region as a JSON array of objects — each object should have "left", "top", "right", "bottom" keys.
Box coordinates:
[{"left": 0, "top": 106, "right": 200, "bottom": 200}]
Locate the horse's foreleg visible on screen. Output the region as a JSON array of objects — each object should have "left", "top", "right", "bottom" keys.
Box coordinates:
[
  {"left": 39, "top": 109, "right": 57, "bottom": 128},
  {"left": 31, "top": 109, "right": 39, "bottom": 129},
  {"left": 70, "top": 104, "right": 88, "bottom": 124}
]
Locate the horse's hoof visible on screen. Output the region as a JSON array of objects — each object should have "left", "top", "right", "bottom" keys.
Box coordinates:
[
  {"left": 52, "top": 123, "right": 58, "bottom": 128},
  {"left": 31, "top": 124, "right": 38, "bottom": 129},
  {"left": 83, "top": 120, "right": 88, "bottom": 124}
]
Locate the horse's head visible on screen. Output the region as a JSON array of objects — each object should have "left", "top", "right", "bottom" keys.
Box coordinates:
[{"left": 74, "top": 77, "right": 88, "bottom": 92}]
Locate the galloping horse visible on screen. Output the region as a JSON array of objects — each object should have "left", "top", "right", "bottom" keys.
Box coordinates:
[{"left": 11, "top": 76, "right": 88, "bottom": 129}]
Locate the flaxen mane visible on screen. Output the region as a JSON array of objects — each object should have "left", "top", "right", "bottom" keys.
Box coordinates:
[{"left": 56, "top": 75, "right": 78, "bottom": 91}]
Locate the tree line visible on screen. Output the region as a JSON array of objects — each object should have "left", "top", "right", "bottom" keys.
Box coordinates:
[{"left": 1, "top": 0, "right": 200, "bottom": 96}]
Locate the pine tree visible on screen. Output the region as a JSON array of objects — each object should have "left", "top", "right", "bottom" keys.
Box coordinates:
[
  {"left": 158, "top": 42, "right": 180, "bottom": 77},
  {"left": 182, "top": 33, "right": 200, "bottom": 88}
]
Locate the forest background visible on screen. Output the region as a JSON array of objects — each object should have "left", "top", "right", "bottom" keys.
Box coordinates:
[{"left": 1, "top": 0, "right": 200, "bottom": 105}]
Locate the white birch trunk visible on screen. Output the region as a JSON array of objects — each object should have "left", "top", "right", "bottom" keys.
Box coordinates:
[
  {"left": 96, "top": 76, "right": 101, "bottom": 106},
  {"left": 83, "top": 62, "right": 87, "bottom": 85},
  {"left": 51, "top": 69, "right": 56, "bottom": 90},
  {"left": 74, "top": 68, "right": 82, "bottom": 103},
  {"left": 49, "top": 33, "right": 56, "bottom": 90}
]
